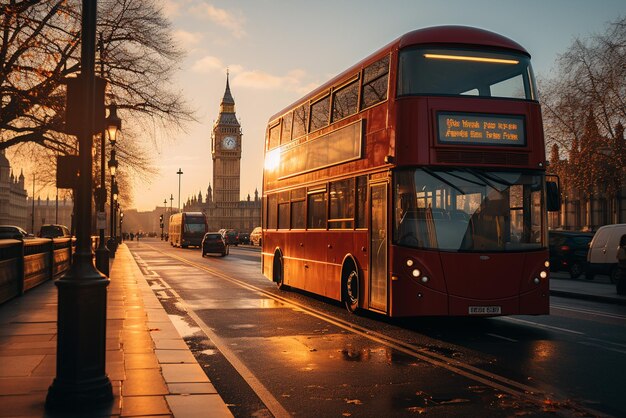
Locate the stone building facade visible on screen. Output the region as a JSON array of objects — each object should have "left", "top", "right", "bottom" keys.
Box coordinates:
[{"left": 0, "top": 150, "right": 28, "bottom": 230}]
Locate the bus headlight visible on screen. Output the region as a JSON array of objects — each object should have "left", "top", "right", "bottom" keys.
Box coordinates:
[
  {"left": 412, "top": 269, "right": 421, "bottom": 278},
  {"left": 421, "top": 276, "right": 429, "bottom": 283},
  {"left": 544, "top": 260, "right": 550, "bottom": 268},
  {"left": 534, "top": 278, "right": 541, "bottom": 285},
  {"left": 406, "top": 259, "right": 414, "bottom": 267},
  {"left": 539, "top": 271, "right": 548, "bottom": 279}
]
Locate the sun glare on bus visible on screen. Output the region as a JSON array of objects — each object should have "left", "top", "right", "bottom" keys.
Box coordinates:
[
  {"left": 424, "top": 53, "right": 519, "bottom": 65},
  {"left": 264, "top": 148, "right": 281, "bottom": 171}
]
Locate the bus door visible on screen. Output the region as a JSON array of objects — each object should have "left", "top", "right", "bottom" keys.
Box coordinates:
[{"left": 369, "top": 182, "right": 388, "bottom": 312}]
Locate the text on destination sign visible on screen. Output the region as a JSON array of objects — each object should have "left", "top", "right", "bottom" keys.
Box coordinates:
[{"left": 437, "top": 112, "right": 525, "bottom": 146}]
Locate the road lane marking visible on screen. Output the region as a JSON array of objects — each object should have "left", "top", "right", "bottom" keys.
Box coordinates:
[
  {"left": 138, "top": 244, "right": 602, "bottom": 417},
  {"left": 486, "top": 333, "right": 518, "bottom": 342},
  {"left": 551, "top": 304, "right": 626, "bottom": 320},
  {"left": 499, "top": 317, "right": 585, "bottom": 335},
  {"left": 578, "top": 341, "right": 626, "bottom": 355}
]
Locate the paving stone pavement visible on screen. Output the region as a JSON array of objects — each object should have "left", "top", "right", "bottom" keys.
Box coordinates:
[{"left": 0, "top": 244, "right": 233, "bottom": 418}]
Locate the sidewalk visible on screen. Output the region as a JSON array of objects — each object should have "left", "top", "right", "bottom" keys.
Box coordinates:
[
  {"left": 550, "top": 273, "right": 626, "bottom": 306},
  {"left": 0, "top": 244, "right": 233, "bottom": 417}
]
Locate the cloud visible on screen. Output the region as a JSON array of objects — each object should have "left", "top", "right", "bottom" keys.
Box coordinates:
[
  {"left": 173, "top": 30, "right": 203, "bottom": 48},
  {"left": 190, "top": 3, "right": 246, "bottom": 39},
  {"left": 190, "top": 57, "right": 319, "bottom": 94},
  {"left": 191, "top": 55, "right": 224, "bottom": 73},
  {"left": 232, "top": 68, "right": 318, "bottom": 94}
]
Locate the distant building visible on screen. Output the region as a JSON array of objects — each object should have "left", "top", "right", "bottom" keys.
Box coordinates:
[
  {"left": 27, "top": 195, "right": 74, "bottom": 235},
  {"left": 0, "top": 150, "right": 28, "bottom": 229},
  {"left": 184, "top": 73, "right": 261, "bottom": 232}
]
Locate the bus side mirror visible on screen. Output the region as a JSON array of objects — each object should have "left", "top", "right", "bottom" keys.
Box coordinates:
[{"left": 546, "top": 181, "right": 560, "bottom": 212}]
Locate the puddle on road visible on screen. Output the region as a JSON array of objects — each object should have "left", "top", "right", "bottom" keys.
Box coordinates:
[{"left": 185, "top": 298, "right": 284, "bottom": 310}]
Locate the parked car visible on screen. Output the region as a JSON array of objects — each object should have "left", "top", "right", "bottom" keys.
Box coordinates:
[
  {"left": 0, "top": 225, "right": 32, "bottom": 240},
  {"left": 221, "top": 229, "right": 239, "bottom": 246},
  {"left": 39, "top": 224, "right": 71, "bottom": 238},
  {"left": 587, "top": 223, "right": 626, "bottom": 283},
  {"left": 250, "top": 227, "right": 262, "bottom": 246},
  {"left": 238, "top": 231, "right": 250, "bottom": 245},
  {"left": 201, "top": 232, "right": 229, "bottom": 257},
  {"left": 548, "top": 230, "right": 594, "bottom": 279}
]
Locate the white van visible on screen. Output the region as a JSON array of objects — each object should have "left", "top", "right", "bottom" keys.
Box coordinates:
[{"left": 586, "top": 223, "right": 626, "bottom": 283}]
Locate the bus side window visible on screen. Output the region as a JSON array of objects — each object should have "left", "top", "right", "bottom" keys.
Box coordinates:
[
  {"left": 267, "top": 194, "right": 278, "bottom": 230},
  {"left": 307, "top": 190, "right": 327, "bottom": 229},
  {"left": 361, "top": 55, "right": 389, "bottom": 109},
  {"left": 356, "top": 176, "right": 367, "bottom": 228}
]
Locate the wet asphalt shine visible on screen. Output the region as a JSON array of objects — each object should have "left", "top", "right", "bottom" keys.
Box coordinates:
[{"left": 127, "top": 239, "right": 626, "bottom": 418}]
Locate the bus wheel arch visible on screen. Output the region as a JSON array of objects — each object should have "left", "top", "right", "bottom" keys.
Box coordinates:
[
  {"left": 341, "top": 255, "right": 360, "bottom": 313},
  {"left": 273, "top": 248, "right": 288, "bottom": 290}
]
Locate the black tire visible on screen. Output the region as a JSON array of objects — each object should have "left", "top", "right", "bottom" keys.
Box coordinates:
[
  {"left": 274, "top": 253, "right": 288, "bottom": 290},
  {"left": 569, "top": 262, "right": 583, "bottom": 279},
  {"left": 343, "top": 266, "right": 359, "bottom": 314}
]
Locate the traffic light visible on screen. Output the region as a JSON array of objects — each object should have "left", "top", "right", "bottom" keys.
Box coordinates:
[{"left": 159, "top": 214, "right": 164, "bottom": 229}]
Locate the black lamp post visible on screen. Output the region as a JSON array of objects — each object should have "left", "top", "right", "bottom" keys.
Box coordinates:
[
  {"left": 162, "top": 198, "right": 167, "bottom": 240},
  {"left": 95, "top": 104, "right": 121, "bottom": 276},
  {"left": 107, "top": 162, "right": 118, "bottom": 256},
  {"left": 46, "top": 0, "right": 113, "bottom": 410},
  {"left": 177, "top": 168, "right": 183, "bottom": 212},
  {"left": 119, "top": 209, "right": 124, "bottom": 243}
]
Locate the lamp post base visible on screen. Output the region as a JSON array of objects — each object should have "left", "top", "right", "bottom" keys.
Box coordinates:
[
  {"left": 45, "top": 265, "right": 112, "bottom": 412},
  {"left": 95, "top": 245, "right": 109, "bottom": 276}
]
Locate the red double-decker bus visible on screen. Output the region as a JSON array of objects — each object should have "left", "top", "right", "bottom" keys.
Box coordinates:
[{"left": 261, "top": 26, "right": 559, "bottom": 317}]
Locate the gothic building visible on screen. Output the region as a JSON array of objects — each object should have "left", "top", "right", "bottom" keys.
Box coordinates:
[
  {"left": 0, "top": 150, "right": 28, "bottom": 229},
  {"left": 184, "top": 74, "right": 261, "bottom": 232}
]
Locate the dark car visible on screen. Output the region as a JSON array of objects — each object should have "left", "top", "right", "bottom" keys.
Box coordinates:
[
  {"left": 222, "top": 229, "right": 239, "bottom": 246},
  {"left": 0, "top": 225, "right": 31, "bottom": 240},
  {"left": 39, "top": 224, "right": 70, "bottom": 238},
  {"left": 548, "top": 230, "right": 594, "bottom": 279},
  {"left": 238, "top": 232, "right": 250, "bottom": 245},
  {"left": 202, "top": 232, "right": 229, "bottom": 257}
]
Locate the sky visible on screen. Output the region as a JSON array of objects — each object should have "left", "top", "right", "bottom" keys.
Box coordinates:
[{"left": 61, "top": 0, "right": 626, "bottom": 211}]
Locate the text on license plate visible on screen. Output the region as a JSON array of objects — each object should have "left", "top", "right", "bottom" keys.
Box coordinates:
[{"left": 469, "top": 306, "right": 501, "bottom": 315}]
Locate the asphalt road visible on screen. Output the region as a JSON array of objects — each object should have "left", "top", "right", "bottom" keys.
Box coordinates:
[{"left": 126, "top": 239, "right": 626, "bottom": 417}]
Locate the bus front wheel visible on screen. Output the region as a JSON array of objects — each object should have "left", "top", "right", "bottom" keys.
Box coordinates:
[{"left": 343, "top": 264, "right": 359, "bottom": 313}]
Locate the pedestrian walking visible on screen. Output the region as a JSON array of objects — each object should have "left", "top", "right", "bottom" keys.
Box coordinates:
[{"left": 617, "top": 234, "right": 626, "bottom": 295}]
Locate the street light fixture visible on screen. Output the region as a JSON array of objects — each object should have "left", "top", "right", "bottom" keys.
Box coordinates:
[
  {"left": 105, "top": 103, "right": 121, "bottom": 145},
  {"left": 108, "top": 149, "right": 118, "bottom": 176}
]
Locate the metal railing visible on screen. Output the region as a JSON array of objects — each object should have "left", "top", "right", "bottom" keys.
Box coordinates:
[{"left": 0, "top": 238, "right": 75, "bottom": 305}]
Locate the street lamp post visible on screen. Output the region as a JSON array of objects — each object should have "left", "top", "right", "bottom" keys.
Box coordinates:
[
  {"left": 95, "top": 104, "right": 121, "bottom": 276},
  {"left": 109, "top": 179, "right": 118, "bottom": 254},
  {"left": 177, "top": 168, "right": 183, "bottom": 212},
  {"left": 46, "top": 0, "right": 113, "bottom": 410},
  {"left": 170, "top": 193, "right": 174, "bottom": 214},
  {"left": 162, "top": 198, "right": 167, "bottom": 240}
]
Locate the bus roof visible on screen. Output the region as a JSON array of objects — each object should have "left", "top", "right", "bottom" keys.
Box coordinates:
[{"left": 268, "top": 25, "right": 529, "bottom": 123}]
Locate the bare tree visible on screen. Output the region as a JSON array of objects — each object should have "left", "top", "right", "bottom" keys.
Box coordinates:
[
  {"left": 1, "top": 0, "right": 195, "bottom": 205},
  {"left": 543, "top": 16, "right": 626, "bottom": 199}
]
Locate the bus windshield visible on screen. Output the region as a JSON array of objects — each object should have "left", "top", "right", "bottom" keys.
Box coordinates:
[
  {"left": 398, "top": 47, "right": 537, "bottom": 100},
  {"left": 394, "top": 169, "right": 545, "bottom": 252},
  {"left": 184, "top": 216, "right": 206, "bottom": 234}
]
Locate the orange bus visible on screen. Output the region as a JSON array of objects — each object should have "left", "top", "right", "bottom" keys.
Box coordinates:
[
  {"left": 169, "top": 212, "right": 208, "bottom": 248},
  {"left": 262, "top": 26, "right": 559, "bottom": 317}
]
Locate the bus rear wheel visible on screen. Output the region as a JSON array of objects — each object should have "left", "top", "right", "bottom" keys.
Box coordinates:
[
  {"left": 343, "top": 266, "right": 359, "bottom": 313},
  {"left": 274, "top": 252, "right": 288, "bottom": 290}
]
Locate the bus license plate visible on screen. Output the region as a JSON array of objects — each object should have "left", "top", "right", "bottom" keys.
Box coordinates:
[{"left": 469, "top": 306, "right": 501, "bottom": 315}]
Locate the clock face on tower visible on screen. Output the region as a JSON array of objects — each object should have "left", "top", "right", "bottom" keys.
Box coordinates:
[{"left": 222, "top": 136, "right": 236, "bottom": 150}]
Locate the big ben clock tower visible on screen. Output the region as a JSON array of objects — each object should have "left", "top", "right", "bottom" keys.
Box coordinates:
[{"left": 212, "top": 72, "right": 241, "bottom": 205}]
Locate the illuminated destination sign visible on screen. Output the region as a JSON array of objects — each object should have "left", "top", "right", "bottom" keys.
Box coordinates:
[{"left": 437, "top": 112, "right": 525, "bottom": 146}]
